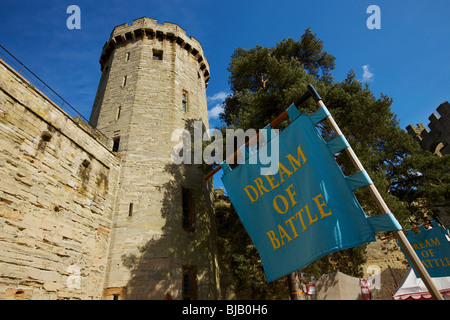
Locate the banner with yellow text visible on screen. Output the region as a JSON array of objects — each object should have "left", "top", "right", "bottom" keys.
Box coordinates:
[
  {"left": 400, "top": 220, "right": 450, "bottom": 278},
  {"left": 221, "top": 105, "right": 402, "bottom": 282}
]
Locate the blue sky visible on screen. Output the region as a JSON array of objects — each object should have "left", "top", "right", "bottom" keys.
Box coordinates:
[{"left": 1, "top": 0, "right": 449, "bottom": 189}]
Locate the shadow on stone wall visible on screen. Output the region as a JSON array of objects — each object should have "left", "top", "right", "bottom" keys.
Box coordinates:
[{"left": 119, "top": 119, "right": 219, "bottom": 300}]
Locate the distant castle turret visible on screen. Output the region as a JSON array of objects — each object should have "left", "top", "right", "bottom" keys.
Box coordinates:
[{"left": 406, "top": 101, "right": 450, "bottom": 156}]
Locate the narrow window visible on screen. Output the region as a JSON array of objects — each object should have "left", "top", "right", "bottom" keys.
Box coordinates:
[
  {"left": 125, "top": 52, "right": 130, "bottom": 62},
  {"left": 116, "top": 106, "right": 121, "bottom": 120},
  {"left": 122, "top": 75, "right": 127, "bottom": 87},
  {"left": 112, "top": 137, "right": 120, "bottom": 152},
  {"left": 183, "top": 273, "right": 190, "bottom": 297},
  {"left": 128, "top": 203, "right": 133, "bottom": 217},
  {"left": 182, "top": 187, "right": 194, "bottom": 231},
  {"left": 182, "top": 90, "right": 188, "bottom": 112},
  {"left": 182, "top": 265, "right": 198, "bottom": 300},
  {"left": 153, "top": 49, "right": 163, "bottom": 60},
  {"left": 113, "top": 294, "right": 119, "bottom": 300}
]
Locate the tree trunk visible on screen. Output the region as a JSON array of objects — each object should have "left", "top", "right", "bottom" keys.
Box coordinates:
[{"left": 287, "top": 272, "right": 302, "bottom": 300}]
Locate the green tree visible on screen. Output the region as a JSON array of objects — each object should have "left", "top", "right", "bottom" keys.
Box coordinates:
[{"left": 390, "top": 151, "right": 450, "bottom": 223}]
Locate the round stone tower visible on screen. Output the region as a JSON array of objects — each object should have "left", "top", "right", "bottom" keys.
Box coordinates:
[{"left": 89, "top": 17, "right": 218, "bottom": 300}]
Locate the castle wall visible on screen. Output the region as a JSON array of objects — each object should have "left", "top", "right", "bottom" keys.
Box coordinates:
[
  {"left": 91, "top": 18, "right": 219, "bottom": 300},
  {"left": 406, "top": 101, "right": 450, "bottom": 156},
  {"left": 0, "top": 59, "right": 120, "bottom": 299}
]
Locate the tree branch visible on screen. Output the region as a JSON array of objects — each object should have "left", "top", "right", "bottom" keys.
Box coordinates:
[{"left": 255, "top": 72, "right": 269, "bottom": 92}]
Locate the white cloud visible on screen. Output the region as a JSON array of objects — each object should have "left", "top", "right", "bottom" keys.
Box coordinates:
[
  {"left": 208, "top": 104, "right": 224, "bottom": 119},
  {"left": 207, "top": 91, "right": 228, "bottom": 102},
  {"left": 207, "top": 91, "right": 228, "bottom": 121},
  {"left": 362, "top": 65, "right": 374, "bottom": 82}
]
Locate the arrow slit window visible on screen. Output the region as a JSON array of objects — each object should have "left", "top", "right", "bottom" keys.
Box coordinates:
[
  {"left": 182, "top": 265, "right": 198, "bottom": 300},
  {"left": 182, "top": 187, "right": 195, "bottom": 231},
  {"left": 182, "top": 90, "right": 188, "bottom": 112}
]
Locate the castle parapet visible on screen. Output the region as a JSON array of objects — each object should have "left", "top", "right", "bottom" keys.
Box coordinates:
[
  {"left": 98, "top": 17, "right": 210, "bottom": 86},
  {"left": 406, "top": 101, "right": 450, "bottom": 156}
]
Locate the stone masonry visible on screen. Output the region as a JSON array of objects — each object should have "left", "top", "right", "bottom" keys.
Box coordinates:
[
  {"left": 0, "top": 17, "right": 220, "bottom": 300},
  {"left": 91, "top": 17, "right": 219, "bottom": 300},
  {"left": 406, "top": 101, "right": 450, "bottom": 156},
  {"left": 0, "top": 58, "right": 120, "bottom": 299}
]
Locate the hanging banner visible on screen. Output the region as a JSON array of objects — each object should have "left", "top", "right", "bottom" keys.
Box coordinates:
[
  {"left": 221, "top": 104, "right": 402, "bottom": 282},
  {"left": 401, "top": 220, "right": 450, "bottom": 278}
]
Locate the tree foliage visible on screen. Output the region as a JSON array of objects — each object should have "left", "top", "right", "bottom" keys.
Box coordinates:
[{"left": 214, "top": 28, "right": 449, "bottom": 299}]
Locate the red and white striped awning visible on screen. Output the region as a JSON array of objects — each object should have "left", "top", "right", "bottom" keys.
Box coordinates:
[{"left": 394, "top": 268, "right": 450, "bottom": 300}]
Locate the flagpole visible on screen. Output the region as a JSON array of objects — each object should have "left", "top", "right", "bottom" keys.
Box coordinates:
[
  {"left": 306, "top": 85, "right": 443, "bottom": 300},
  {"left": 203, "top": 84, "right": 443, "bottom": 300}
]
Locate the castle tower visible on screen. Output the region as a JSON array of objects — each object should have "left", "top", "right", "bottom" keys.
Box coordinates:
[
  {"left": 406, "top": 102, "right": 450, "bottom": 156},
  {"left": 89, "top": 18, "right": 218, "bottom": 300}
]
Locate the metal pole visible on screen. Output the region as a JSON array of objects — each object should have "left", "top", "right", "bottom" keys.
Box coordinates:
[
  {"left": 388, "top": 264, "right": 399, "bottom": 288},
  {"left": 311, "top": 90, "right": 443, "bottom": 300}
]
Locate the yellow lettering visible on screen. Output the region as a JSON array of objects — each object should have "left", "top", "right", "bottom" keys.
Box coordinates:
[
  {"left": 312, "top": 194, "right": 332, "bottom": 219},
  {"left": 429, "top": 237, "right": 440, "bottom": 247},
  {"left": 295, "top": 209, "right": 307, "bottom": 232},
  {"left": 285, "top": 184, "right": 298, "bottom": 208},
  {"left": 244, "top": 185, "right": 259, "bottom": 204},
  {"left": 304, "top": 203, "right": 318, "bottom": 225},
  {"left": 278, "top": 224, "right": 292, "bottom": 246},
  {"left": 413, "top": 243, "right": 420, "bottom": 250},
  {"left": 285, "top": 216, "right": 299, "bottom": 239},
  {"left": 254, "top": 177, "right": 270, "bottom": 196},
  {"left": 278, "top": 162, "right": 293, "bottom": 184},
  {"left": 285, "top": 144, "right": 308, "bottom": 172},
  {"left": 273, "top": 195, "right": 289, "bottom": 214},
  {"left": 422, "top": 260, "right": 429, "bottom": 268},
  {"left": 267, "top": 230, "right": 281, "bottom": 250},
  {"left": 263, "top": 172, "right": 280, "bottom": 190}
]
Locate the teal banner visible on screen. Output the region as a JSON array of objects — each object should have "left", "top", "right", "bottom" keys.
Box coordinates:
[
  {"left": 402, "top": 220, "right": 450, "bottom": 278},
  {"left": 221, "top": 104, "right": 402, "bottom": 282}
]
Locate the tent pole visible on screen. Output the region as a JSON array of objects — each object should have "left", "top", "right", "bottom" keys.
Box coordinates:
[
  {"left": 387, "top": 265, "right": 399, "bottom": 288},
  {"left": 312, "top": 94, "right": 443, "bottom": 301}
]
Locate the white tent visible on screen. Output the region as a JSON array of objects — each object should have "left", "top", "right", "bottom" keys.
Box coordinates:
[
  {"left": 315, "top": 271, "right": 362, "bottom": 300},
  {"left": 393, "top": 268, "right": 450, "bottom": 300}
]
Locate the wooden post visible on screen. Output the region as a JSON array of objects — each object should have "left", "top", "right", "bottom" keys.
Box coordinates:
[
  {"left": 315, "top": 98, "right": 444, "bottom": 300},
  {"left": 202, "top": 84, "right": 444, "bottom": 300}
]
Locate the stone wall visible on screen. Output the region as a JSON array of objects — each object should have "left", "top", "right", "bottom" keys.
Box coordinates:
[
  {"left": 0, "top": 58, "right": 120, "bottom": 299},
  {"left": 362, "top": 238, "right": 408, "bottom": 277},
  {"left": 0, "top": 17, "right": 220, "bottom": 300},
  {"left": 91, "top": 18, "right": 219, "bottom": 300}
]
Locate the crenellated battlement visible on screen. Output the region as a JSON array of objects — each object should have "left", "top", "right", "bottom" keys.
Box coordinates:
[
  {"left": 406, "top": 101, "right": 450, "bottom": 156},
  {"left": 99, "top": 17, "right": 210, "bottom": 86}
]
